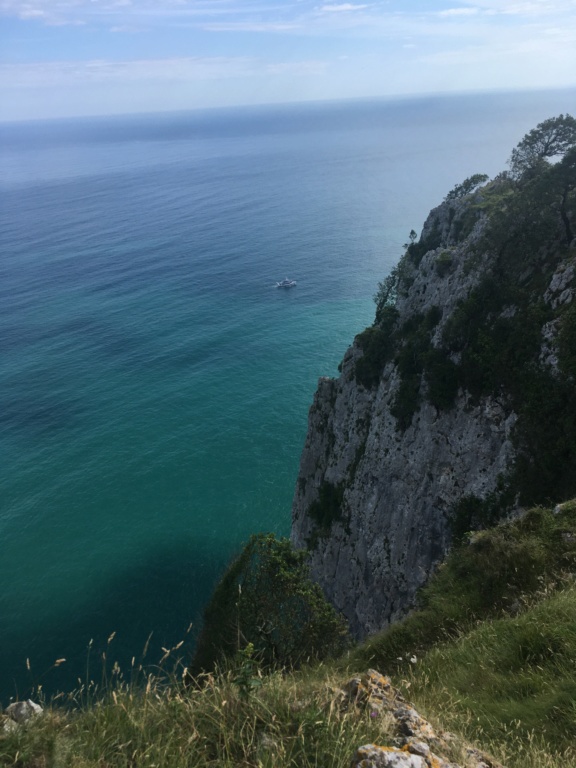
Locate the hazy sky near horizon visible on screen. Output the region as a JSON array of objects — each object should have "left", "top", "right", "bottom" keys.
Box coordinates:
[{"left": 1, "top": 0, "right": 576, "bottom": 120}]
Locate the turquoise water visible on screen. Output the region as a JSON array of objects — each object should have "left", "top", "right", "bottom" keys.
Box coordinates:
[{"left": 1, "top": 90, "right": 575, "bottom": 699}]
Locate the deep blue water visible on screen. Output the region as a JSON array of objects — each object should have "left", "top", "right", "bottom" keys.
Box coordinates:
[{"left": 1, "top": 89, "right": 575, "bottom": 699}]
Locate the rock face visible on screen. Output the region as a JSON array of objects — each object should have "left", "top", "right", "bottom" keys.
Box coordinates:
[
  {"left": 291, "top": 177, "right": 576, "bottom": 638},
  {"left": 291, "top": 197, "right": 515, "bottom": 637}
]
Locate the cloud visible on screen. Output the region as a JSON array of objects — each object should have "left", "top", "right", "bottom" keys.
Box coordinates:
[
  {"left": 319, "top": 3, "right": 369, "bottom": 11},
  {"left": 200, "top": 21, "right": 301, "bottom": 32},
  {"left": 0, "top": 55, "right": 328, "bottom": 88},
  {"left": 0, "top": 0, "right": 373, "bottom": 29},
  {"left": 438, "top": 8, "right": 479, "bottom": 16},
  {"left": 265, "top": 60, "right": 327, "bottom": 75},
  {"left": 0, "top": 57, "right": 253, "bottom": 87},
  {"left": 456, "top": 0, "right": 576, "bottom": 15},
  {"left": 3, "top": 0, "right": 575, "bottom": 33},
  {"left": 18, "top": 8, "right": 45, "bottom": 18},
  {"left": 0, "top": 0, "right": 274, "bottom": 26}
]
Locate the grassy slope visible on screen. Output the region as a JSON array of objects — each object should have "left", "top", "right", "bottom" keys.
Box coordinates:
[
  {"left": 402, "top": 586, "right": 576, "bottom": 765},
  {"left": 1, "top": 502, "right": 575, "bottom": 768},
  {"left": 350, "top": 503, "right": 576, "bottom": 673}
]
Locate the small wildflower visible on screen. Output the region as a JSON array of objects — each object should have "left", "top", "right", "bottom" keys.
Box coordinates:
[
  {"left": 370, "top": 711, "right": 379, "bottom": 718},
  {"left": 410, "top": 655, "right": 417, "bottom": 664}
]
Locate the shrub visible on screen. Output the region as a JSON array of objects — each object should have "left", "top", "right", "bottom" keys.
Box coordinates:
[
  {"left": 306, "top": 480, "right": 345, "bottom": 534},
  {"left": 423, "top": 348, "right": 459, "bottom": 411},
  {"left": 390, "top": 306, "right": 443, "bottom": 429},
  {"left": 354, "top": 308, "right": 398, "bottom": 388},
  {"left": 434, "top": 250, "right": 453, "bottom": 276},
  {"left": 406, "top": 220, "right": 442, "bottom": 266},
  {"left": 390, "top": 374, "right": 421, "bottom": 431}
]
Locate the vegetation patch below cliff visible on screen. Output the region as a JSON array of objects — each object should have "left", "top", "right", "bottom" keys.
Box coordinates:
[
  {"left": 192, "top": 533, "right": 349, "bottom": 673},
  {"left": 449, "top": 487, "right": 515, "bottom": 543}
]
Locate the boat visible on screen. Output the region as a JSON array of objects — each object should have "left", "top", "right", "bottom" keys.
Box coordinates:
[{"left": 276, "top": 277, "right": 297, "bottom": 288}]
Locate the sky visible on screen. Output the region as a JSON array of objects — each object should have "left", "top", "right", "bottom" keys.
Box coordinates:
[{"left": 1, "top": 0, "right": 576, "bottom": 120}]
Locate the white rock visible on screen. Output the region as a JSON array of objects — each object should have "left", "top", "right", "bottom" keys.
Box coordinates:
[
  {"left": 351, "top": 744, "right": 426, "bottom": 767},
  {"left": 5, "top": 699, "right": 43, "bottom": 724}
]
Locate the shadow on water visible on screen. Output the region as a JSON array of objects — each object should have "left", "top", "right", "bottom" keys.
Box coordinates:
[
  {"left": 0, "top": 394, "right": 85, "bottom": 437},
  {"left": 0, "top": 541, "right": 234, "bottom": 703}
]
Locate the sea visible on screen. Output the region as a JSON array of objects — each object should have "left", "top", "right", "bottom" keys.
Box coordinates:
[{"left": 1, "top": 88, "right": 575, "bottom": 701}]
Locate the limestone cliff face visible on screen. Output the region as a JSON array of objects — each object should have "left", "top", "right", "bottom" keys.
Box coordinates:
[{"left": 291, "top": 181, "right": 576, "bottom": 638}]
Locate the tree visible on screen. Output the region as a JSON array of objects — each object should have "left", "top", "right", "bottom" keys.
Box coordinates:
[
  {"left": 444, "top": 173, "right": 489, "bottom": 201},
  {"left": 509, "top": 114, "right": 576, "bottom": 180},
  {"left": 551, "top": 145, "right": 576, "bottom": 244},
  {"left": 497, "top": 143, "right": 576, "bottom": 249},
  {"left": 373, "top": 266, "right": 399, "bottom": 317},
  {"left": 403, "top": 229, "right": 418, "bottom": 249}
]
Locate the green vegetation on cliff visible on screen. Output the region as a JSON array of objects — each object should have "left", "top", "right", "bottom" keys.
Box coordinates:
[{"left": 192, "top": 533, "right": 349, "bottom": 673}]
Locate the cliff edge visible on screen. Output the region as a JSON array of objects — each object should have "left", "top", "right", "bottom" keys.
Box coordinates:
[{"left": 291, "top": 117, "right": 576, "bottom": 638}]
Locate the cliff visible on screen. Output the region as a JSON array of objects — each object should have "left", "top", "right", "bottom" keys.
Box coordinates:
[{"left": 291, "top": 118, "right": 576, "bottom": 639}]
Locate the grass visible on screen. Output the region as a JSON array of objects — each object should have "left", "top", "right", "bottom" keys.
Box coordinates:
[
  {"left": 0, "top": 664, "right": 405, "bottom": 768},
  {"left": 403, "top": 586, "right": 576, "bottom": 762},
  {"left": 1, "top": 502, "right": 575, "bottom": 767}
]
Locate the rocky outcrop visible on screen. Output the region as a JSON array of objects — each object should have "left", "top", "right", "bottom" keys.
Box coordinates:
[
  {"left": 1, "top": 699, "right": 43, "bottom": 733},
  {"left": 291, "top": 196, "right": 517, "bottom": 638},
  {"left": 344, "top": 669, "right": 503, "bottom": 768}
]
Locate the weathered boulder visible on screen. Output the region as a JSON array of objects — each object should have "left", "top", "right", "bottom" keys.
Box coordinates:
[
  {"left": 5, "top": 699, "right": 43, "bottom": 724},
  {"left": 351, "top": 745, "right": 428, "bottom": 768},
  {"left": 2, "top": 699, "right": 43, "bottom": 733}
]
